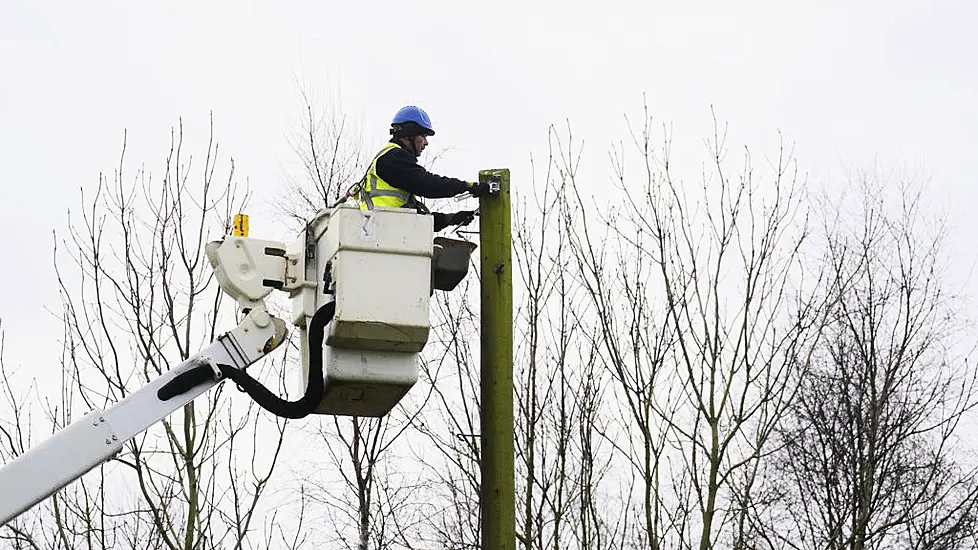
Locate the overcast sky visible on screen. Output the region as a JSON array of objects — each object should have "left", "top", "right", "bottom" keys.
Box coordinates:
[{"left": 2, "top": 0, "right": 977, "bottom": 374}]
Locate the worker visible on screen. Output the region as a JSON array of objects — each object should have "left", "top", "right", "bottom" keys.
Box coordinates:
[{"left": 357, "top": 106, "right": 492, "bottom": 231}]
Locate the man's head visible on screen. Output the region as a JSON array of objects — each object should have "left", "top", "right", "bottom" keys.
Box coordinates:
[{"left": 390, "top": 105, "right": 435, "bottom": 157}]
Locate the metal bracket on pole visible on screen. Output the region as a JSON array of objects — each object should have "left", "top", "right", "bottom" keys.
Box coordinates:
[{"left": 486, "top": 172, "right": 502, "bottom": 196}]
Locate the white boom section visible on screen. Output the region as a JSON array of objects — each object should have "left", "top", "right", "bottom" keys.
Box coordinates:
[{"left": 0, "top": 308, "right": 287, "bottom": 527}]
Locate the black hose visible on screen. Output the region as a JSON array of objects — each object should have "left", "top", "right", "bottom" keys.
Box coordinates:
[
  {"left": 156, "top": 302, "right": 334, "bottom": 420},
  {"left": 157, "top": 363, "right": 215, "bottom": 401},
  {"left": 217, "top": 301, "right": 334, "bottom": 419}
]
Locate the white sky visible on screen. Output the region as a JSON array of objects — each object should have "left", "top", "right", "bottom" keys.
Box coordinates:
[{"left": 2, "top": 0, "right": 977, "bottom": 374}]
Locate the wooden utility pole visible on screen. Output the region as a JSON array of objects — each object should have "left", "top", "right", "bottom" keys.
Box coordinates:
[{"left": 478, "top": 168, "right": 514, "bottom": 550}]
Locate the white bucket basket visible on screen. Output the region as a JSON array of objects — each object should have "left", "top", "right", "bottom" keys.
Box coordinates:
[{"left": 295, "top": 203, "right": 434, "bottom": 417}]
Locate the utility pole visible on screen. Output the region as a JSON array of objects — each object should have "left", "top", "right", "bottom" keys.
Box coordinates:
[{"left": 479, "top": 168, "right": 515, "bottom": 550}]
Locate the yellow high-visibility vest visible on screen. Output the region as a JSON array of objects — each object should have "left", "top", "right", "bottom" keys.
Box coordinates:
[{"left": 357, "top": 142, "right": 415, "bottom": 210}]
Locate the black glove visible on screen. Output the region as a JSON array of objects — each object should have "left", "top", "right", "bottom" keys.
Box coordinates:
[
  {"left": 468, "top": 181, "right": 494, "bottom": 197},
  {"left": 433, "top": 211, "right": 476, "bottom": 232},
  {"left": 451, "top": 210, "right": 477, "bottom": 226}
]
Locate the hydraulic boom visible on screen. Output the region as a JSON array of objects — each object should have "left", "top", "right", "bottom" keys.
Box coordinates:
[{"left": 0, "top": 307, "right": 287, "bottom": 525}]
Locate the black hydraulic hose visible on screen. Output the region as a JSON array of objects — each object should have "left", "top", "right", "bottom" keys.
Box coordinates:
[
  {"left": 217, "top": 301, "right": 334, "bottom": 419},
  {"left": 158, "top": 364, "right": 214, "bottom": 401},
  {"left": 157, "top": 301, "right": 334, "bottom": 420}
]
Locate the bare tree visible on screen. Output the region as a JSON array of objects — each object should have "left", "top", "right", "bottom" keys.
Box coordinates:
[
  {"left": 304, "top": 412, "right": 431, "bottom": 550},
  {"left": 277, "top": 80, "right": 364, "bottom": 222},
  {"left": 562, "top": 106, "right": 822, "bottom": 550},
  {"left": 0, "top": 319, "right": 43, "bottom": 550},
  {"left": 408, "top": 126, "right": 630, "bottom": 550},
  {"left": 403, "top": 109, "right": 824, "bottom": 550},
  {"left": 409, "top": 283, "right": 484, "bottom": 549},
  {"left": 752, "top": 175, "right": 978, "bottom": 550},
  {"left": 0, "top": 116, "right": 297, "bottom": 549},
  {"left": 511, "top": 131, "right": 620, "bottom": 550}
]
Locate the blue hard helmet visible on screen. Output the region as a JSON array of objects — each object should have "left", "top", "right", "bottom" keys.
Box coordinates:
[{"left": 391, "top": 106, "right": 435, "bottom": 136}]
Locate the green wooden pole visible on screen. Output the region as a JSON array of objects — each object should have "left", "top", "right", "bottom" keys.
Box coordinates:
[{"left": 478, "top": 168, "right": 515, "bottom": 550}]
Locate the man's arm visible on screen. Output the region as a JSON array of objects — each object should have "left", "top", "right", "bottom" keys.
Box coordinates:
[{"left": 376, "top": 147, "right": 470, "bottom": 199}]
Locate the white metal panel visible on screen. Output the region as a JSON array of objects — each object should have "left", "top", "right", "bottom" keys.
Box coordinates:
[
  {"left": 205, "top": 237, "right": 287, "bottom": 303},
  {"left": 318, "top": 204, "right": 433, "bottom": 352},
  {"left": 331, "top": 250, "right": 431, "bottom": 351},
  {"left": 322, "top": 204, "right": 432, "bottom": 257},
  {"left": 0, "top": 411, "right": 122, "bottom": 525},
  {"left": 313, "top": 346, "right": 420, "bottom": 417}
]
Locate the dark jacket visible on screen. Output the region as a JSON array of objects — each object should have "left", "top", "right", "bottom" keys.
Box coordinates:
[{"left": 375, "top": 141, "right": 469, "bottom": 199}]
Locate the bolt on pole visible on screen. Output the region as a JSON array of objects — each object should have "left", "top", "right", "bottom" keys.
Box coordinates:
[{"left": 478, "top": 168, "right": 515, "bottom": 550}]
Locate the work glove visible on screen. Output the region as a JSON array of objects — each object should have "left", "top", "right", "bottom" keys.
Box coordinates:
[
  {"left": 433, "top": 211, "right": 477, "bottom": 232},
  {"left": 450, "top": 210, "right": 477, "bottom": 226},
  {"left": 467, "top": 181, "right": 494, "bottom": 197}
]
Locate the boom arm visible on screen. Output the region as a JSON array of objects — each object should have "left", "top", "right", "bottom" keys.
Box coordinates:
[{"left": 0, "top": 307, "right": 286, "bottom": 526}]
